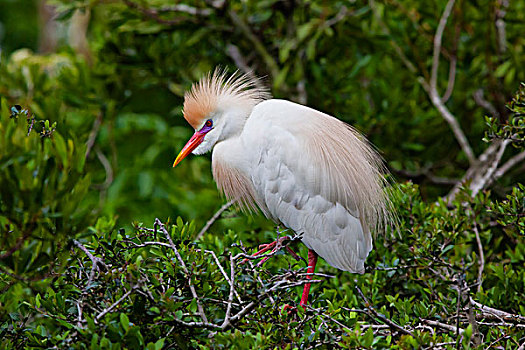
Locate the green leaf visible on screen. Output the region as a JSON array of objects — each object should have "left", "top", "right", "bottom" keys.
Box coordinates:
[{"left": 120, "top": 313, "right": 130, "bottom": 332}]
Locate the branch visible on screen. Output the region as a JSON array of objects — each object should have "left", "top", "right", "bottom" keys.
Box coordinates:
[
  {"left": 195, "top": 200, "right": 235, "bottom": 240},
  {"left": 355, "top": 284, "right": 414, "bottom": 336},
  {"left": 469, "top": 139, "right": 509, "bottom": 197},
  {"left": 445, "top": 139, "right": 507, "bottom": 203},
  {"left": 220, "top": 253, "right": 235, "bottom": 329},
  {"left": 0, "top": 230, "right": 32, "bottom": 260},
  {"left": 85, "top": 112, "right": 103, "bottom": 159},
  {"left": 494, "top": 150, "right": 525, "bottom": 180},
  {"left": 158, "top": 4, "right": 212, "bottom": 16},
  {"left": 95, "top": 287, "right": 135, "bottom": 322},
  {"left": 424, "top": 0, "right": 476, "bottom": 165},
  {"left": 472, "top": 222, "right": 485, "bottom": 293},
  {"left": 441, "top": 54, "right": 457, "bottom": 103},
  {"left": 369, "top": 0, "right": 417, "bottom": 74},
  {"left": 473, "top": 89, "right": 500, "bottom": 119},
  {"left": 423, "top": 319, "right": 464, "bottom": 335},
  {"left": 122, "top": 0, "right": 195, "bottom": 26},
  {"left": 470, "top": 298, "right": 525, "bottom": 323},
  {"left": 203, "top": 249, "right": 242, "bottom": 303},
  {"left": 155, "top": 218, "right": 209, "bottom": 323},
  {"left": 227, "top": 9, "right": 279, "bottom": 79},
  {"left": 495, "top": 0, "right": 509, "bottom": 54},
  {"left": 73, "top": 239, "right": 107, "bottom": 273},
  {"left": 73, "top": 239, "right": 108, "bottom": 327},
  {"left": 430, "top": 0, "right": 455, "bottom": 94}
]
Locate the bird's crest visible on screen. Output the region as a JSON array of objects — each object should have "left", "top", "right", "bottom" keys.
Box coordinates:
[{"left": 183, "top": 69, "right": 271, "bottom": 129}]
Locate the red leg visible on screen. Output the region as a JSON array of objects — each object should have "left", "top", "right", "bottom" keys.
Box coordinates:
[
  {"left": 299, "top": 249, "right": 318, "bottom": 308},
  {"left": 241, "top": 236, "right": 302, "bottom": 266}
]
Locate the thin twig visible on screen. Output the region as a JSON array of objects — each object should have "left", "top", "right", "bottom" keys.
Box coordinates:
[
  {"left": 196, "top": 200, "right": 235, "bottom": 240},
  {"left": 85, "top": 112, "right": 103, "bottom": 159},
  {"left": 472, "top": 221, "right": 485, "bottom": 293},
  {"left": 202, "top": 249, "right": 242, "bottom": 303},
  {"left": 430, "top": 0, "right": 455, "bottom": 94},
  {"left": 423, "top": 319, "right": 464, "bottom": 335},
  {"left": 227, "top": 9, "right": 279, "bottom": 79},
  {"left": 355, "top": 284, "right": 414, "bottom": 336},
  {"left": 95, "top": 287, "right": 135, "bottom": 322},
  {"left": 494, "top": 150, "right": 525, "bottom": 180},
  {"left": 221, "top": 253, "right": 235, "bottom": 328},
  {"left": 122, "top": 0, "right": 194, "bottom": 25},
  {"left": 92, "top": 147, "right": 114, "bottom": 190},
  {"left": 442, "top": 54, "right": 457, "bottom": 103},
  {"left": 426, "top": 0, "right": 476, "bottom": 165},
  {"left": 155, "top": 218, "right": 209, "bottom": 323},
  {"left": 473, "top": 89, "right": 499, "bottom": 119},
  {"left": 73, "top": 239, "right": 108, "bottom": 327},
  {"left": 158, "top": 4, "right": 212, "bottom": 16}
]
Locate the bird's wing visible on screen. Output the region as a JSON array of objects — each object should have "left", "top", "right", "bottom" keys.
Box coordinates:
[{"left": 241, "top": 100, "right": 390, "bottom": 272}]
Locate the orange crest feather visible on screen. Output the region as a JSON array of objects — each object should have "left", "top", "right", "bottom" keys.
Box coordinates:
[{"left": 183, "top": 69, "right": 271, "bottom": 129}]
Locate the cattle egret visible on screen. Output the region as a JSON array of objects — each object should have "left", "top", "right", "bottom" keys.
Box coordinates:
[{"left": 173, "top": 69, "right": 394, "bottom": 308}]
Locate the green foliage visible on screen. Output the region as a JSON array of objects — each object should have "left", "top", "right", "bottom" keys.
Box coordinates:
[
  {"left": 1, "top": 0, "right": 524, "bottom": 348},
  {"left": 1, "top": 184, "right": 523, "bottom": 348},
  {"left": 0, "top": 97, "right": 91, "bottom": 279},
  {"left": 485, "top": 82, "right": 525, "bottom": 148}
]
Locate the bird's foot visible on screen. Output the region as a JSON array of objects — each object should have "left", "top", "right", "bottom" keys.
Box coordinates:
[
  {"left": 281, "top": 304, "right": 297, "bottom": 315},
  {"left": 241, "top": 236, "right": 303, "bottom": 267}
]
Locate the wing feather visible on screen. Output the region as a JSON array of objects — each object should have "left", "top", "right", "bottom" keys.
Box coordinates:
[{"left": 239, "top": 99, "right": 392, "bottom": 272}]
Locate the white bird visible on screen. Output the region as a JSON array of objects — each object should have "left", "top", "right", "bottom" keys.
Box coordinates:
[{"left": 173, "top": 69, "right": 393, "bottom": 307}]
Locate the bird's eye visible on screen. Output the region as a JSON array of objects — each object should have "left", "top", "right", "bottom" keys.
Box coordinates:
[{"left": 205, "top": 119, "right": 213, "bottom": 128}]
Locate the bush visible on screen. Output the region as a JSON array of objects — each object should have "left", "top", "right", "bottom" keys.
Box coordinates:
[{"left": 1, "top": 0, "right": 524, "bottom": 348}]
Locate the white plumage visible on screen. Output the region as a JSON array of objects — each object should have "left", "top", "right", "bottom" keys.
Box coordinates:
[
  {"left": 173, "top": 69, "right": 394, "bottom": 305},
  {"left": 214, "top": 99, "right": 378, "bottom": 272}
]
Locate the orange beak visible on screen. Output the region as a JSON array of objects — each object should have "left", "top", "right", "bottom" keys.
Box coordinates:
[{"left": 172, "top": 130, "right": 206, "bottom": 167}]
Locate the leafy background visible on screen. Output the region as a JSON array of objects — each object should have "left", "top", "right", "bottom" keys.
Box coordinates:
[{"left": 0, "top": 0, "right": 524, "bottom": 348}]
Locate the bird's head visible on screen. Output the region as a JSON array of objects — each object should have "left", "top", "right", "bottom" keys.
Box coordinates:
[{"left": 173, "top": 69, "right": 270, "bottom": 167}]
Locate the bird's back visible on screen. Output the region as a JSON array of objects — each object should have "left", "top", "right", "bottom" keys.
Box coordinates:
[{"left": 213, "top": 99, "right": 391, "bottom": 272}]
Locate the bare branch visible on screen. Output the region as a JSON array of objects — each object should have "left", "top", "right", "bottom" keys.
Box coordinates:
[
  {"left": 355, "top": 284, "right": 414, "bottom": 336},
  {"left": 416, "top": 0, "right": 476, "bottom": 165},
  {"left": 158, "top": 4, "right": 212, "bottom": 16},
  {"left": 495, "top": 0, "right": 509, "bottom": 54},
  {"left": 445, "top": 139, "right": 507, "bottom": 203},
  {"left": 323, "top": 6, "right": 351, "bottom": 28},
  {"left": 196, "top": 200, "right": 235, "bottom": 240},
  {"left": 470, "top": 298, "right": 525, "bottom": 323},
  {"left": 73, "top": 239, "right": 107, "bottom": 273},
  {"left": 470, "top": 139, "right": 509, "bottom": 197},
  {"left": 202, "top": 249, "right": 242, "bottom": 303},
  {"left": 122, "top": 0, "right": 195, "bottom": 26},
  {"left": 73, "top": 239, "right": 109, "bottom": 327},
  {"left": 494, "top": 150, "right": 525, "bottom": 180},
  {"left": 92, "top": 147, "right": 114, "bottom": 190},
  {"left": 423, "top": 319, "right": 464, "bottom": 335},
  {"left": 85, "top": 112, "right": 103, "bottom": 159},
  {"left": 220, "top": 253, "right": 235, "bottom": 329},
  {"left": 473, "top": 89, "right": 500, "bottom": 119},
  {"left": 227, "top": 9, "right": 279, "bottom": 79},
  {"left": 442, "top": 54, "right": 457, "bottom": 103},
  {"left": 155, "top": 218, "right": 209, "bottom": 323},
  {"left": 472, "top": 222, "right": 485, "bottom": 293},
  {"left": 95, "top": 287, "right": 135, "bottom": 322},
  {"left": 430, "top": 0, "right": 455, "bottom": 94}
]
